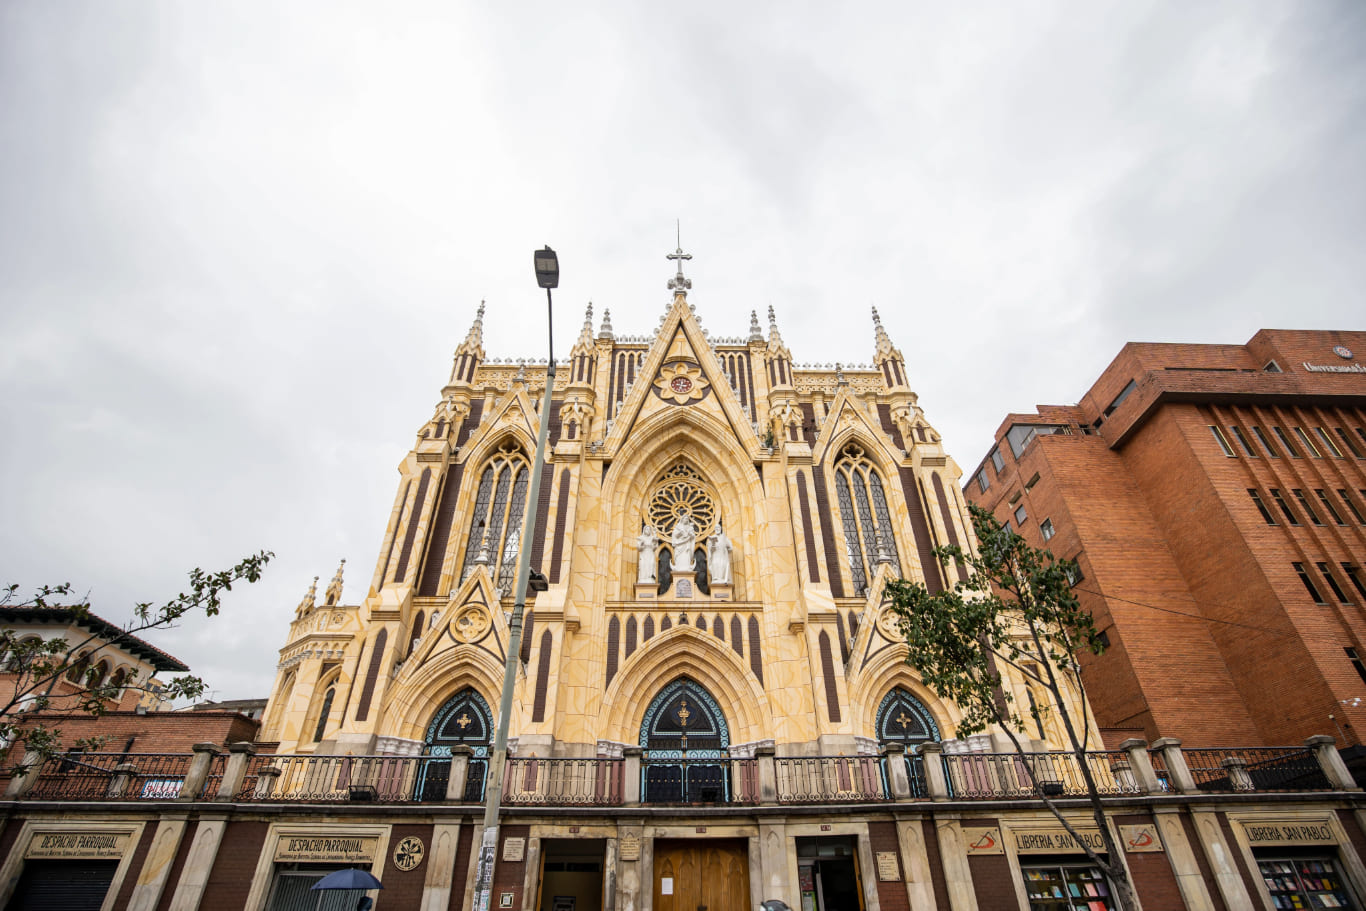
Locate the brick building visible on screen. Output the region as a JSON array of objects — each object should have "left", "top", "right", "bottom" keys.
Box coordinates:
[{"left": 965, "top": 329, "right": 1366, "bottom": 749}]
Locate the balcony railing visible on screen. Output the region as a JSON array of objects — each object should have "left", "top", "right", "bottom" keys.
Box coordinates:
[
  {"left": 942, "top": 751, "right": 1143, "bottom": 800},
  {"left": 1180, "top": 747, "right": 1331, "bottom": 792},
  {"left": 6, "top": 739, "right": 1350, "bottom": 805},
  {"left": 776, "top": 756, "right": 889, "bottom": 803},
  {"left": 504, "top": 757, "right": 623, "bottom": 805}
]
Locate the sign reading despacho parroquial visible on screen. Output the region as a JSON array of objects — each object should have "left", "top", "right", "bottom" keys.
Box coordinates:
[
  {"left": 275, "top": 835, "right": 378, "bottom": 863},
  {"left": 27, "top": 831, "right": 131, "bottom": 859}
]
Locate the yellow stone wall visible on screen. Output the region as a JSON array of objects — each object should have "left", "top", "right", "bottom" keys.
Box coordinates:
[{"left": 259, "top": 293, "right": 1099, "bottom": 757}]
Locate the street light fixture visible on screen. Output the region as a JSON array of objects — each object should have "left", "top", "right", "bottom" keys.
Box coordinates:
[{"left": 472, "top": 247, "right": 560, "bottom": 911}]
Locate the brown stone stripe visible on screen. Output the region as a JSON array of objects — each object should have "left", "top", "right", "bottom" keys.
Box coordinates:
[
  {"left": 520, "top": 612, "right": 535, "bottom": 663},
  {"left": 932, "top": 472, "right": 968, "bottom": 583},
  {"left": 378, "top": 479, "right": 411, "bottom": 588},
  {"left": 528, "top": 459, "right": 554, "bottom": 573},
  {"left": 532, "top": 630, "right": 553, "bottom": 723},
  {"left": 796, "top": 471, "right": 821, "bottom": 583},
  {"left": 868, "top": 821, "right": 909, "bottom": 911},
  {"left": 605, "top": 616, "right": 620, "bottom": 687},
  {"left": 899, "top": 467, "right": 943, "bottom": 594},
  {"left": 549, "top": 468, "right": 573, "bottom": 584},
  {"left": 393, "top": 469, "right": 432, "bottom": 584},
  {"left": 730, "top": 616, "right": 743, "bottom": 656},
  {"left": 819, "top": 630, "right": 840, "bottom": 722},
  {"left": 625, "top": 616, "right": 638, "bottom": 657},
  {"left": 644, "top": 615, "right": 655, "bottom": 641},
  {"left": 354, "top": 628, "right": 388, "bottom": 723},
  {"left": 811, "top": 468, "right": 846, "bottom": 597},
  {"left": 417, "top": 464, "right": 464, "bottom": 596},
  {"left": 877, "top": 403, "right": 906, "bottom": 450},
  {"left": 747, "top": 616, "right": 762, "bottom": 684},
  {"left": 456, "top": 400, "right": 484, "bottom": 448}
]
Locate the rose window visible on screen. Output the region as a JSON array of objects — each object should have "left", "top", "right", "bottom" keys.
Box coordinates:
[{"left": 647, "top": 463, "right": 716, "bottom": 538}]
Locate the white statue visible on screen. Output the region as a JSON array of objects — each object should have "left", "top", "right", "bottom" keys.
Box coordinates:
[
  {"left": 671, "top": 513, "right": 697, "bottom": 571},
  {"left": 636, "top": 522, "right": 659, "bottom": 584},
  {"left": 708, "top": 521, "right": 733, "bottom": 584}
]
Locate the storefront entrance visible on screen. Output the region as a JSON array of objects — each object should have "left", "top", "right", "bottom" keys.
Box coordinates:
[
  {"left": 4, "top": 859, "right": 118, "bottom": 911},
  {"left": 796, "top": 836, "right": 864, "bottom": 911},
  {"left": 537, "top": 839, "right": 606, "bottom": 911},
  {"left": 652, "top": 839, "right": 749, "bottom": 911}
]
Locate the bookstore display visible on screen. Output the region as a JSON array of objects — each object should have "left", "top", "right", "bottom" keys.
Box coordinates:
[
  {"left": 1257, "top": 857, "right": 1356, "bottom": 909},
  {"left": 1022, "top": 863, "right": 1115, "bottom": 911}
]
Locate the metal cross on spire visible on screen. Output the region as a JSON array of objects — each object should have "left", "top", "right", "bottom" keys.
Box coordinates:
[{"left": 667, "top": 220, "right": 692, "bottom": 295}]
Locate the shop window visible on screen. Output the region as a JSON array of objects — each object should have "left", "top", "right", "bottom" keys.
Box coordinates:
[
  {"left": 1257, "top": 857, "right": 1356, "bottom": 910},
  {"left": 1022, "top": 862, "right": 1116, "bottom": 910},
  {"left": 266, "top": 864, "right": 370, "bottom": 911}
]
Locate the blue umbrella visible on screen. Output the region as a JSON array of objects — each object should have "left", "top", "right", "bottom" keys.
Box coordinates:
[{"left": 310, "top": 868, "right": 384, "bottom": 891}]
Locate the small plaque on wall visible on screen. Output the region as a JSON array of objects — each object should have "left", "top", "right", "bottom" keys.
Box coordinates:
[
  {"left": 619, "top": 834, "right": 641, "bottom": 861},
  {"left": 503, "top": 837, "right": 526, "bottom": 862},
  {"left": 876, "top": 852, "right": 900, "bottom": 881}
]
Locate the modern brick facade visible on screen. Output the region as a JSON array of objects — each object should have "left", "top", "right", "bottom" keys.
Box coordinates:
[{"left": 966, "top": 329, "right": 1366, "bottom": 748}]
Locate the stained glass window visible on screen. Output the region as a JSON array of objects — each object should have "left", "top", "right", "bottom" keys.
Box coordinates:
[
  {"left": 460, "top": 441, "right": 531, "bottom": 593},
  {"left": 833, "top": 444, "right": 901, "bottom": 596}
]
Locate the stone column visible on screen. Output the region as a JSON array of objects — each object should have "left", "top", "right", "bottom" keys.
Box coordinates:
[
  {"left": 1151, "top": 737, "right": 1196, "bottom": 793},
  {"left": 254, "top": 766, "right": 282, "bottom": 799},
  {"left": 1221, "top": 756, "right": 1254, "bottom": 791},
  {"left": 420, "top": 822, "right": 464, "bottom": 911},
  {"left": 756, "top": 745, "right": 777, "bottom": 804},
  {"left": 916, "top": 743, "right": 949, "bottom": 800},
  {"left": 623, "top": 747, "right": 642, "bottom": 806},
  {"left": 216, "top": 742, "right": 256, "bottom": 800},
  {"left": 167, "top": 816, "right": 228, "bottom": 911},
  {"left": 1306, "top": 735, "right": 1360, "bottom": 789},
  {"left": 179, "top": 744, "right": 220, "bottom": 801},
  {"left": 126, "top": 816, "right": 188, "bottom": 911},
  {"left": 1151, "top": 810, "right": 1218, "bottom": 911},
  {"left": 446, "top": 745, "right": 473, "bottom": 802},
  {"left": 5, "top": 757, "right": 42, "bottom": 798},
  {"left": 883, "top": 744, "right": 911, "bottom": 800},
  {"left": 1119, "top": 738, "right": 1160, "bottom": 793},
  {"left": 107, "top": 762, "right": 138, "bottom": 799}
]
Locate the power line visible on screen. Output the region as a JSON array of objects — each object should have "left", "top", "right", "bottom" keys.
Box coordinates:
[{"left": 1072, "top": 587, "right": 1301, "bottom": 638}]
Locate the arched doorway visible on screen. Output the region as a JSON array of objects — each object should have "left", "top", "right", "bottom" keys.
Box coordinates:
[
  {"left": 420, "top": 688, "right": 492, "bottom": 801},
  {"left": 640, "top": 678, "right": 730, "bottom": 803},
  {"left": 876, "top": 687, "right": 940, "bottom": 798}
]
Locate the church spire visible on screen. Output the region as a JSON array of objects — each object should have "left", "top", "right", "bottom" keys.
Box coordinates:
[
  {"left": 748, "top": 310, "right": 764, "bottom": 343},
  {"left": 324, "top": 559, "right": 345, "bottom": 606},
  {"left": 573, "top": 302, "right": 594, "bottom": 352},
  {"left": 871, "top": 306, "right": 907, "bottom": 389},
  {"left": 667, "top": 223, "right": 692, "bottom": 299},
  {"left": 296, "top": 576, "right": 318, "bottom": 618},
  {"left": 449, "top": 300, "right": 486, "bottom": 386}
]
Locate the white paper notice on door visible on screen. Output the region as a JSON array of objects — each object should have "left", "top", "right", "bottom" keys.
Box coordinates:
[{"left": 661, "top": 878, "right": 673, "bottom": 895}]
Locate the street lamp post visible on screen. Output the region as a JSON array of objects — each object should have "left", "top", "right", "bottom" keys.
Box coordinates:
[{"left": 472, "top": 246, "right": 559, "bottom": 911}]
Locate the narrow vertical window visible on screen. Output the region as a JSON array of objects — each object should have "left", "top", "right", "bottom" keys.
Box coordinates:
[
  {"left": 976, "top": 468, "right": 990, "bottom": 493},
  {"left": 1270, "top": 489, "right": 1299, "bottom": 525},
  {"left": 459, "top": 441, "right": 531, "bottom": 590},
  {"left": 1014, "top": 504, "right": 1028, "bottom": 525},
  {"left": 1317, "top": 563, "right": 1350, "bottom": 602},
  {"left": 313, "top": 687, "right": 336, "bottom": 743},
  {"left": 1317, "top": 490, "right": 1346, "bottom": 525},
  {"left": 1230, "top": 426, "right": 1258, "bottom": 457},
  {"left": 1252, "top": 426, "right": 1280, "bottom": 457},
  {"left": 991, "top": 447, "right": 1005, "bottom": 474},
  {"left": 833, "top": 444, "right": 900, "bottom": 596},
  {"left": 1274, "top": 426, "right": 1301, "bottom": 457},
  {"left": 1209, "top": 426, "right": 1235, "bottom": 457},
  {"left": 1247, "top": 490, "right": 1276, "bottom": 525},
  {"left": 1040, "top": 518, "right": 1056, "bottom": 541},
  {"left": 1346, "top": 647, "right": 1366, "bottom": 687},
  {"left": 1336, "top": 428, "right": 1363, "bottom": 458},
  {"left": 1294, "top": 427, "right": 1322, "bottom": 458},
  {"left": 1316, "top": 427, "right": 1344, "bottom": 458},
  {"left": 1294, "top": 563, "right": 1325, "bottom": 603},
  {"left": 1338, "top": 490, "right": 1366, "bottom": 525},
  {"left": 1293, "top": 489, "right": 1322, "bottom": 525},
  {"left": 1343, "top": 565, "right": 1366, "bottom": 601}
]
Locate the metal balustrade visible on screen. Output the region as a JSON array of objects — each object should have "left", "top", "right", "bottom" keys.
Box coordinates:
[
  {"left": 941, "top": 751, "right": 1143, "bottom": 799},
  {"left": 504, "top": 758, "right": 623, "bottom": 805},
  {"left": 23, "top": 753, "right": 200, "bottom": 800},
  {"left": 641, "top": 757, "right": 758, "bottom": 804},
  {"left": 237, "top": 754, "right": 440, "bottom": 803},
  {"left": 775, "top": 756, "right": 889, "bottom": 803},
  {"left": 1180, "top": 747, "right": 1331, "bottom": 792}
]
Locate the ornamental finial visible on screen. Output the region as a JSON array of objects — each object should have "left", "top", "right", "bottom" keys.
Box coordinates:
[
  {"left": 297, "top": 576, "right": 318, "bottom": 617},
  {"left": 574, "top": 301, "right": 594, "bottom": 348},
  {"left": 324, "top": 559, "right": 345, "bottom": 606},
  {"left": 667, "top": 221, "right": 692, "bottom": 297},
  {"left": 748, "top": 310, "right": 764, "bottom": 343},
  {"left": 598, "top": 307, "right": 614, "bottom": 340}
]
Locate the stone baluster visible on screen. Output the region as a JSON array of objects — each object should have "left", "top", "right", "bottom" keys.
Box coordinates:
[
  {"left": 217, "top": 742, "right": 257, "bottom": 800},
  {"left": 446, "top": 745, "right": 473, "bottom": 802},
  {"left": 1120, "top": 738, "right": 1161, "bottom": 794},
  {"left": 107, "top": 762, "right": 138, "bottom": 799},
  {"left": 1221, "top": 756, "right": 1255, "bottom": 791},
  {"left": 883, "top": 744, "right": 911, "bottom": 800},
  {"left": 1151, "top": 738, "right": 1197, "bottom": 793},
  {"left": 917, "top": 742, "right": 950, "bottom": 800},
  {"left": 756, "top": 745, "right": 777, "bottom": 803},
  {"left": 253, "top": 766, "right": 282, "bottom": 800},
  {"left": 1305, "top": 735, "right": 1360, "bottom": 790},
  {"left": 623, "top": 747, "right": 642, "bottom": 806},
  {"left": 180, "top": 743, "right": 220, "bottom": 801}
]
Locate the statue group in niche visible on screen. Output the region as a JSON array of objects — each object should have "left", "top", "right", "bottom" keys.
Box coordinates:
[{"left": 636, "top": 514, "right": 733, "bottom": 585}]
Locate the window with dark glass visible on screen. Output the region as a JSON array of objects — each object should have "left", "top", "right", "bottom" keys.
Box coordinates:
[
  {"left": 833, "top": 444, "right": 900, "bottom": 596},
  {"left": 1317, "top": 490, "right": 1346, "bottom": 525},
  {"left": 1348, "top": 647, "right": 1366, "bottom": 686},
  {"left": 1339, "top": 490, "right": 1366, "bottom": 525},
  {"left": 1294, "top": 562, "right": 1326, "bottom": 604},
  {"left": 1064, "top": 561, "right": 1083, "bottom": 587},
  {"left": 1040, "top": 518, "right": 1055, "bottom": 541},
  {"left": 1006, "top": 424, "right": 1067, "bottom": 458},
  {"left": 1104, "top": 379, "right": 1136, "bottom": 417},
  {"left": 976, "top": 468, "right": 990, "bottom": 493},
  {"left": 1294, "top": 490, "right": 1323, "bottom": 525},
  {"left": 1209, "top": 426, "right": 1235, "bottom": 457},
  {"left": 990, "top": 447, "right": 1005, "bottom": 474},
  {"left": 1014, "top": 504, "right": 1028, "bottom": 525},
  {"left": 1315, "top": 427, "right": 1344, "bottom": 458},
  {"left": 1252, "top": 426, "right": 1280, "bottom": 457},
  {"left": 1336, "top": 427, "right": 1364, "bottom": 458},
  {"left": 1247, "top": 490, "right": 1276, "bottom": 525},
  {"left": 1345, "top": 565, "right": 1366, "bottom": 601},
  {"left": 1317, "top": 563, "right": 1350, "bottom": 603},
  {"left": 1274, "top": 426, "right": 1302, "bottom": 457},
  {"left": 1230, "top": 426, "right": 1258, "bottom": 457},
  {"left": 312, "top": 686, "right": 336, "bottom": 743},
  {"left": 1270, "top": 489, "right": 1299, "bottom": 525},
  {"left": 460, "top": 441, "right": 531, "bottom": 593},
  {"left": 1294, "top": 427, "right": 1322, "bottom": 458}
]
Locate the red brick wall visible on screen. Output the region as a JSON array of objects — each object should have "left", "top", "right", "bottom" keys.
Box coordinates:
[
  {"left": 492, "top": 824, "right": 531, "bottom": 909},
  {"left": 155, "top": 820, "right": 199, "bottom": 911},
  {"left": 1216, "top": 812, "right": 1262, "bottom": 905},
  {"left": 112, "top": 822, "right": 158, "bottom": 908},
  {"left": 450, "top": 823, "right": 474, "bottom": 910},
  {"left": 967, "top": 853, "right": 1017, "bottom": 910},
  {"left": 384, "top": 823, "right": 433, "bottom": 907},
  {"left": 200, "top": 821, "right": 269, "bottom": 911},
  {"left": 1113, "top": 814, "right": 1183, "bottom": 910},
  {"left": 921, "top": 820, "right": 952, "bottom": 911},
  {"left": 6, "top": 711, "right": 260, "bottom": 767},
  {"left": 867, "top": 822, "right": 907, "bottom": 911}
]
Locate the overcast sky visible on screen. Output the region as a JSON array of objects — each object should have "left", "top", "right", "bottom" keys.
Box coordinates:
[{"left": 2, "top": 2, "right": 1363, "bottom": 703}]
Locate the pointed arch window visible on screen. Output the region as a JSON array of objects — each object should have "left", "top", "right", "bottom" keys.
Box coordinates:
[
  {"left": 460, "top": 441, "right": 531, "bottom": 594},
  {"left": 833, "top": 444, "right": 901, "bottom": 596}
]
